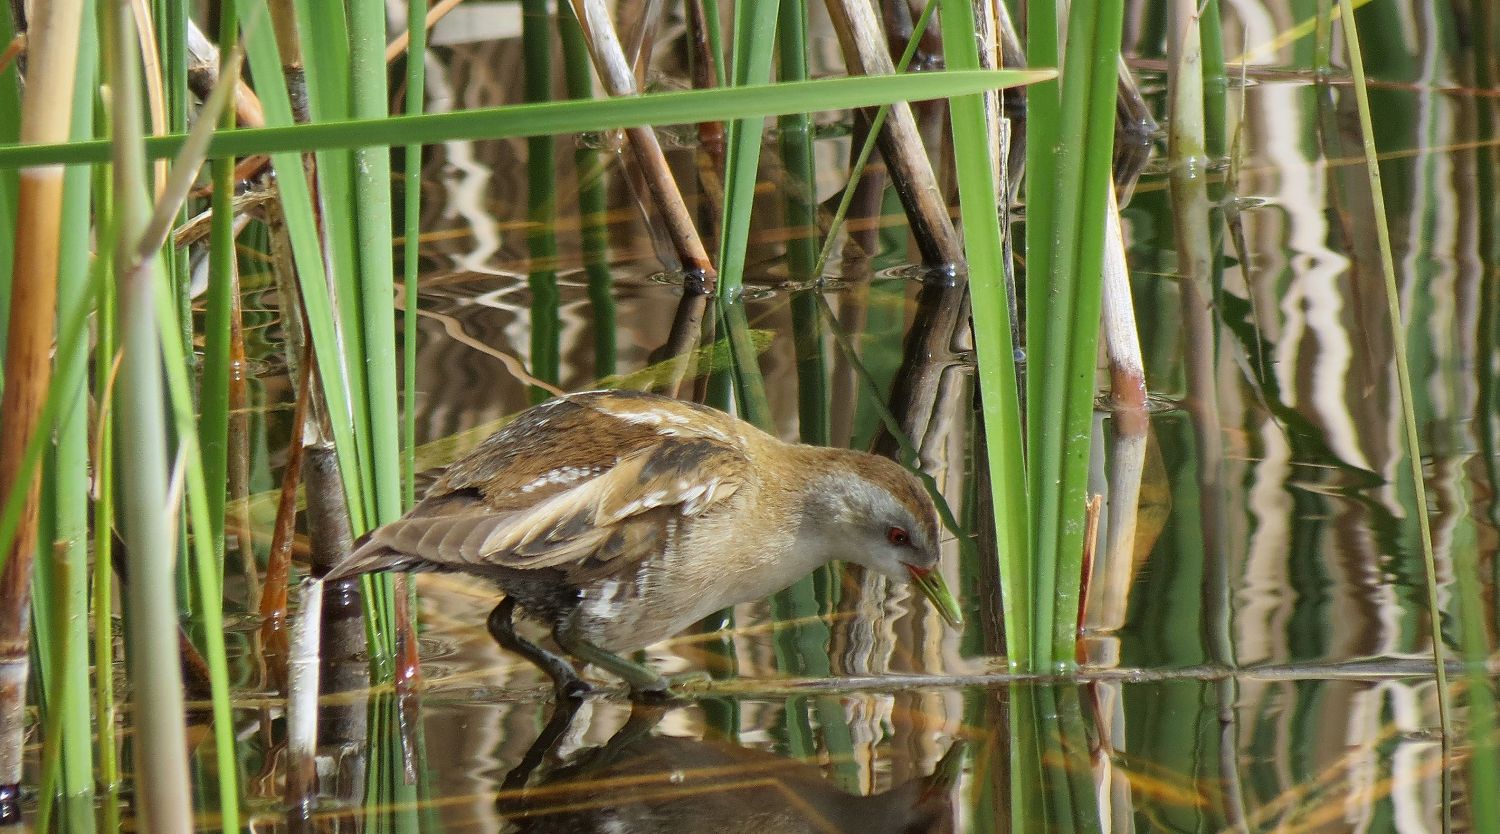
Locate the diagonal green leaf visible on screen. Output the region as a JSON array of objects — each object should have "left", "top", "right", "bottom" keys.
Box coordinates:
[{"left": 0, "top": 70, "right": 1055, "bottom": 168}]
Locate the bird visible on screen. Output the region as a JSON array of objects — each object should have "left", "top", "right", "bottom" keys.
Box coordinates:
[{"left": 322, "top": 389, "right": 963, "bottom": 700}]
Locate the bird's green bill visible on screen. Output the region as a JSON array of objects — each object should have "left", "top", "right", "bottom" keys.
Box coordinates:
[{"left": 908, "top": 565, "right": 964, "bottom": 628}]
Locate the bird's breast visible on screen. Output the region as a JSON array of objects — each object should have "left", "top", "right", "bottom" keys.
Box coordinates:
[{"left": 571, "top": 513, "right": 815, "bottom": 652}]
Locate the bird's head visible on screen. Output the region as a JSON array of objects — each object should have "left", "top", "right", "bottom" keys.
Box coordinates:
[{"left": 796, "top": 450, "right": 964, "bottom": 628}]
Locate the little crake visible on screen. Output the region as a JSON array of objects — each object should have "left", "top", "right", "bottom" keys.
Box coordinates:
[{"left": 324, "top": 390, "right": 962, "bottom": 699}]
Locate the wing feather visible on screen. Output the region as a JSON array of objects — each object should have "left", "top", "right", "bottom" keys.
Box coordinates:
[{"left": 322, "top": 435, "right": 747, "bottom": 581}]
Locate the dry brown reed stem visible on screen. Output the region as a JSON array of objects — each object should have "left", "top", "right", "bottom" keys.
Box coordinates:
[
  {"left": 871, "top": 278, "right": 967, "bottom": 459},
  {"left": 567, "top": 0, "right": 717, "bottom": 284},
  {"left": 265, "top": 0, "right": 309, "bottom": 130},
  {"left": 0, "top": 34, "right": 23, "bottom": 73},
  {"left": 822, "top": 0, "right": 963, "bottom": 270},
  {"left": 683, "top": 0, "right": 725, "bottom": 170},
  {"left": 129, "top": 0, "right": 169, "bottom": 192},
  {"left": 259, "top": 341, "right": 316, "bottom": 690},
  {"left": 304, "top": 441, "right": 355, "bottom": 577},
  {"left": 186, "top": 20, "right": 265, "bottom": 126},
  {"left": 651, "top": 289, "right": 712, "bottom": 400},
  {"left": 384, "top": 0, "right": 463, "bottom": 63},
  {"left": 0, "top": 0, "right": 86, "bottom": 810},
  {"left": 394, "top": 574, "right": 421, "bottom": 690},
  {"left": 680, "top": 0, "right": 723, "bottom": 261},
  {"left": 1076, "top": 493, "right": 1104, "bottom": 639}
]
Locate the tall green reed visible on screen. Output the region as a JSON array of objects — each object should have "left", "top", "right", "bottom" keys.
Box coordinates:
[
  {"left": 401, "top": 0, "right": 429, "bottom": 507},
  {"left": 1336, "top": 0, "right": 1460, "bottom": 800},
  {"left": 105, "top": 0, "right": 194, "bottom": 823}
]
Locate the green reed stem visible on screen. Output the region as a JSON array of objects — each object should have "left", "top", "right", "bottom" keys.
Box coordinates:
[
  {"left": 0, "top": 5, "right": 18, "bottom": 345},
  {"left": 43, "top": 4, "right": 98, "bottom": 801},
  {"left": 523, "top": 0, "right": 559, "bottom": 403},
  {"left": 162, "top": 0, "right": 193, "bottom": 364},
  {"left": 402, "top": 0, "right": 428, "bottom": 508},
  {"left": 772, "top": 1, "right": 840, "bottom": 750},
  {"left": 939, "top": 0, "right": 1030, "bottom": 671},
  {"left": 349, "top": 0, "right": 401, "bottom": 677},
  {"left": 155, "top": 264, "right": 243, "bottom": 834},
  {"left": 138, "top": 44, "right": 252, "bottom": 831},
  {"left": 89, "top": 164, "right": 119, "bottom": 829},
  {"left": 290, "top": 0, "right": 377, "bottom": 518},
  {"left": 561, "top": 5, "right": 615, "bottom": 378},
  {"left": 1025, "top": 0, "right": 1123, "bottom": 669},
  {"left": 1199, "top": 0, "right": 1228, "bottom": 163},
  {"left": 34, "top": 546, "right": 75, "bottom": 834},
  {"left": 106, "top": 0, "right": 193, "bottom": 823},
  {"left": 1336, "top": 0, "right": 1451, "bottom": 746},
  {"left": 349, "top": 0, "right": 401, "bottom": 527},
  {"left": 200, "top": 0, "right": 238, "bottom": 561},
  {"left": 0, "top": 71, "right": 1050, "bottom": 169},
  {"left": 715, "top": 0, "right": 779, "bottom": 423},
  {"left": 701, "top": 0, "right": 725, "bottom": 96},
  {"left": 715, "top": 0, "right": 780, "bottom": 300},
  {"left": 240, "top": 0, "right": 365, "bottom": 534}
]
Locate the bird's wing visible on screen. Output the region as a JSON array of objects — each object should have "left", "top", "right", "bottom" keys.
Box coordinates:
[{"left": 324, "top": 436, "right": 748, "bottom": 580}]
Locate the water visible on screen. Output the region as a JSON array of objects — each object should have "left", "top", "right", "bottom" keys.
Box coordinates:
[{"left": 114, "top": 4, "right": 1500, "bottom": 831}]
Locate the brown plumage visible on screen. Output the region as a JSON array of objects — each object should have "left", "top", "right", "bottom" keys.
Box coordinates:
[{"left": 324, "top": 390, "right": 961, "bottom": 699}]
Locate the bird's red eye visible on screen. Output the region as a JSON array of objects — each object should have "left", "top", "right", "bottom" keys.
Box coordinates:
[{"left": 886, "top": 526, "right": 911, "bottom": 547}]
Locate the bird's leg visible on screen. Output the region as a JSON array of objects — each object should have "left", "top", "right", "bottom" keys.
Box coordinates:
[
  {"left": 498, "top": 696, "right": 585, "bottom": 793},
  {"left": 553, "top": 617, "right": 671, "bottom": 700},
  {"left": 486, "top": 598, "right": 591, "bottom": 699}
]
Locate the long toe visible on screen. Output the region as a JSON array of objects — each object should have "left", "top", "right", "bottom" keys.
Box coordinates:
[{"left": 557, "top": 678, "right": 594, "bottom": 701}]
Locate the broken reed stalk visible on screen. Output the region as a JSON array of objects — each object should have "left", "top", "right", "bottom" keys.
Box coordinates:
[
  {"left": 822, "top": 0, "right": 963, "bottom": 270},
  {"left": 1087, "top": 180, "right": 1147, "bottom": 664},
  {"left": 1100, "top": 181, "right": 1146, "bottom": 420},
  {"left": 285, "top": 578, "right": 324, "bottom": 818},
  {"left": 259, "top": 342, "right": 315, "bottom": 689},
  {"left": 566, "top": 0, "right": 717, "bottom": 284},
  {"left": 0, "top": 0, "right": 86, "bottom": 815}
]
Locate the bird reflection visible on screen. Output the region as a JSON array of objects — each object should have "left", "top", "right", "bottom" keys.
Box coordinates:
[{"left": 496, "top": 700, "right": 961, "bottom": 833}]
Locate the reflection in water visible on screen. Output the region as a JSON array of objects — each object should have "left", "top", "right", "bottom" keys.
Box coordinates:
[{"left": 497, "top": 700, "right": 959, "bottom": 834}]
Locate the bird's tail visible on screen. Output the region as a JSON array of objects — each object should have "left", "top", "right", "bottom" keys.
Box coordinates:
[{"left": 319, "top": 535, "right": 422, "bottom": 582}]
